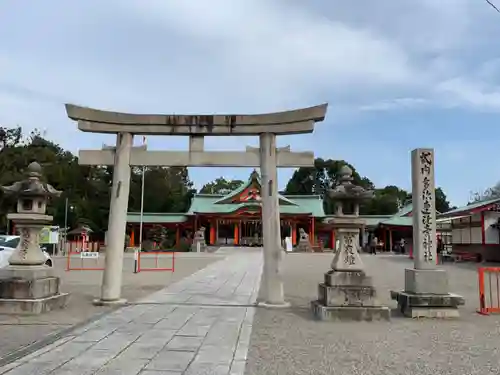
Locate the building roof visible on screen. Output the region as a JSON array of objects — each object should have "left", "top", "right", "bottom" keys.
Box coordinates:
[
  {"left": 127, "top": 171, "right": 326, "bottom": 224},
  {"left": 379, "top": 216, "right": 413, "bottom": 228},
  {"left": 437, "top": 196, "right": 500, "bottom": 219},
  {"left": 188, "top": 171, "right": 325, "bottom": 216},
  {"left": 127, "top": 213, "right": 188, "bottom": 224}
]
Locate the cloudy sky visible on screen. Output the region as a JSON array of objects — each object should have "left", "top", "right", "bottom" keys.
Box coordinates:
[{"left": 1, "top": 0, "right": 500, "bottom": 206}]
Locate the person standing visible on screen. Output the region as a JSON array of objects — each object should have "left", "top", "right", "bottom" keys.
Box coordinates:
[
  {"left": 400, "top": 238, "right": 406, "bottom": 254},
  {"left": 370, "top": 236, "right": 378, "bottom": 255}
]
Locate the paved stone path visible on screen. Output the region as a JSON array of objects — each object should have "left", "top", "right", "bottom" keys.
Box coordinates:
[{"left": 0, "top": 248, "right": 262, "bottom": 375}]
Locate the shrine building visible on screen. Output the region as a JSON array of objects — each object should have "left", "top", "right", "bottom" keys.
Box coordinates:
[
  {"left": 436, "top": 197, "right": 500, "bottom": 261},
  {"left": 126, "top": 170, "right": 470, "bottom": 252},
  {"left": 126, "top": 170, "right": 328, "bottom": 248}
]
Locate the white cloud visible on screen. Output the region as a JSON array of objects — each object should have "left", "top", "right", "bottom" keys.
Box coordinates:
[
  {"left": 436, "top": 77, "right": 500, "bottom": 111},
  {"left": 0, "top": 0, "right": 500, "bottom": 206}
]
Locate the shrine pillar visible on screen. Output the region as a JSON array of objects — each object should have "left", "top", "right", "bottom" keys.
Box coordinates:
[
  {"left": 234, "top": 222, "right": 239, "bottom": 245},
  {"left": 176, "top": 225, "right": 180, "bottom": 248},
  {"left": 309, "top": 218, "right": 315, "bottom": 245},
  {"left": 291, "top": 222, "right": 297, "bottom": 246},
  {"left": 209, "top": 221, "right": 216, "bottom": 245},
  {"left": 129, "top": 229, "right": 135, "bottom": 247}
]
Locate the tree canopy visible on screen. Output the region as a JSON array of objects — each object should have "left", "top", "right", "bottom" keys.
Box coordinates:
[
  {"left": 284, "top": 158, "right": 453, "bottom": 215},
  {"left": 199, "top": 177, "right": 244, "bottom": 195},
  {"left": 0, "top": 126, "right": 196, "bottom": 236}
]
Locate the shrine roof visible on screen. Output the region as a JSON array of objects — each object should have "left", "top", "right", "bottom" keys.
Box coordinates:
[
  {"left": 187, "top": 194, "right": 325, "bottom": 216},
  {"left": 126, "top": 213, "right": 188, "bottom": 223},
  {"left": 437, "top": 196, "right": 500, "bottom": 219},
  {"left": 379, "top": 216, "right": 413, "bottom": 228},
  {"left": 186, "top": 171, "right": 324, "bottom": 216},
  {"left": 393, "top": 203, "right": 413, "bottom": 217}
]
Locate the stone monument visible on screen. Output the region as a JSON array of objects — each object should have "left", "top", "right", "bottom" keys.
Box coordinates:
[
  {"left": 311, "top": 166, "right": 390, "bottom": 321},
  {"left": 390, "top": 149, "right": 464, "bottom": 318},
  {"left": 296, "top": 228, "right": 312, "bottom": 252},
  {"left": 0, "top": 162, "right": 69, "bottom": 314},
  {"left": 191, "top": 227, "right": 206, "bottom": 252}
]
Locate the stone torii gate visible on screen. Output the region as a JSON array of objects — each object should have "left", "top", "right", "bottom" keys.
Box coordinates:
[{"left": 65, "top": 103, "right": 328, "bottom": 307}]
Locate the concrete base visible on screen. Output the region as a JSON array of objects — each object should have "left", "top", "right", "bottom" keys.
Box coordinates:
[
  {"left": 404, "top": 268, "right": 449, "bottom": 295},
  {"left": 312, "top": 269, "right": 390, "bottom": 321},
  {"left": 296, "top": 241, "right": 312, "bottom": 252},
  {"left": 191, "top": 240, "right": 206, "bottom": 252},
  {"left": 92, "top": 298, "right": 128, "bottom": 307},
  {"left": 257, "top": 301, "right": 291, "bottom": 309},
  {"left": 0, "top": 293, "right": 69, "bottom": 315},
  {"left": 0, "top": 277, "right": 60, "bottom": 299},
  {"left": 311, "top": 300, "right": 391, "bottom": 321},
  {"left": 0, "top": 265, "right": 54, "bottom": 280},
  {"left": 390, "top": 290, "right": 464, "bottom": 318}
]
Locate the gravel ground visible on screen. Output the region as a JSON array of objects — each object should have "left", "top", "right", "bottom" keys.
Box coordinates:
[
  {"left": 246, "top": 253, "right": 500, "bottom": 375},
  {"left": 0, "top": 252, "right": 223, "bottom": 361}
]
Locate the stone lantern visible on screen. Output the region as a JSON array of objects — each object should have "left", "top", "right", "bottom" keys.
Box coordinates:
[
  {"left": 311, "top": 165, "right": 390, "bottom": 321},
  {"left": 0, "top": 162, "right": 69, "bottom": 314}
]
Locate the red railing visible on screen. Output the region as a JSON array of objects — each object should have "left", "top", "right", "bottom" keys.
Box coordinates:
[
  {"left": 66, "top": 251, "right": 104, "bottom": 271},
  {"left": 136, "top": 251, "right": 175, "bottom": 273},
  {"left": 478, "top": 267, "right": 500, "bottom": 315}
]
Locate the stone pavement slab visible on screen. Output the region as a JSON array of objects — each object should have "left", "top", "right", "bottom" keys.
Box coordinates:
[{"left": 0, "top": 247, "right": 262, "bottom": 375}]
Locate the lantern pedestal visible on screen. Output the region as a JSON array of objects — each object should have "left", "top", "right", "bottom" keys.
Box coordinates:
[{"left": 0, "top": 266, "right": 69, "bottom": 315}]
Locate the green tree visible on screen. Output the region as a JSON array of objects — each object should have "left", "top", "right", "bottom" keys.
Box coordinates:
[
  {"left": 0, "top": 125, "right": 196, "bottom": 236},
  {"left": 435, "top": 187, "right": 452, "bottom": 213},
  {"left": 136, "top": 167, "right": 195, "bottom": 214},
  {"left": 284, "top": 158, "right": 376, "bottom": 214},
  {"left": 200, "top": 177, "right": 244, "bottom": 194},
  {"left": 362, "top": 185, "right": 411, "bottom": 215}
]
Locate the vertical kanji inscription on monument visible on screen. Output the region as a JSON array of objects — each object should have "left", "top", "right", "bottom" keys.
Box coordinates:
[{"left": 411, "top": 148, "right": 437, "bottom": 270}]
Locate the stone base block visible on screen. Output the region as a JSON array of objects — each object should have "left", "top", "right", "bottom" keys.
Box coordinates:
[
  {"left": 191, "top": 242, "right": 206, "bottom": 252},
  {"left": 404, "top": 268, "right": 449, "bottom": 295},
  {"left": 324, "top": 270, "right": 373, "bottom": 287},
  {"left": 257, "top": 301, "right": 291, "bottom": 309},
  {"left": 390, "top": 290, "right": 464, "bottom": 318},
  {"left": 400, "top": 307, "right": 460, "bottom": 318},
  {"left": 92, "top": 298, "right": 128, "bottom": 307},
  {"left": 318, "top": 283, "right": 379, "bottom": 307},
  {"left": 296, "top": 242, "right": 312, "bottom": 252},
  {"left": 0, "top": 293, "right": 69, "bottom": 315},
  {"left": 0, "top": 277, "right": 60, "bottom": 299},
  {"left": 0, "top": 265, "right": 54, "bottom": 280},
  {"left": 311, "top": 300, "right": 391, "bottom": 321}
]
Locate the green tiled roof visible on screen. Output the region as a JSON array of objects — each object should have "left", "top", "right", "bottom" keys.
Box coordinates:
[
  {"left": 188, "top": 194, "right": 325, "bottom": 216},
  {"left": 374, "top": 203, "right": 414, "bottom": 228},
  {"left": 362, "top": 215, "right": 393, "bottom": 227},
  {"left": 437, "top": 196, "right": 500, "bottom": 219},
  {"left": 379, "top": 216, "right": 413, "bottom": 227},
  {"left": 213, "top": 170, "right": 298, "bottom": 206},
  {"left": 393, "top": 203, "right": 413, "bottom": 217},
  {"left": 321, "top": 215, "right": 392, "bottom": 227},
  {"left": 127, "top": 212, "right": 188, "bottom": 223}
]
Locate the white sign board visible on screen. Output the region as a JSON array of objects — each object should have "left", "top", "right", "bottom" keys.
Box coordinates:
[
  {"left": 80, "top": 252, "right": 99, "bottom": 259},
  {"left": 39, "top": 226, "right": 60, "bottom": 244},
  {"left": 285, "top": 237, "right": 293, "bottom": 252}
]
